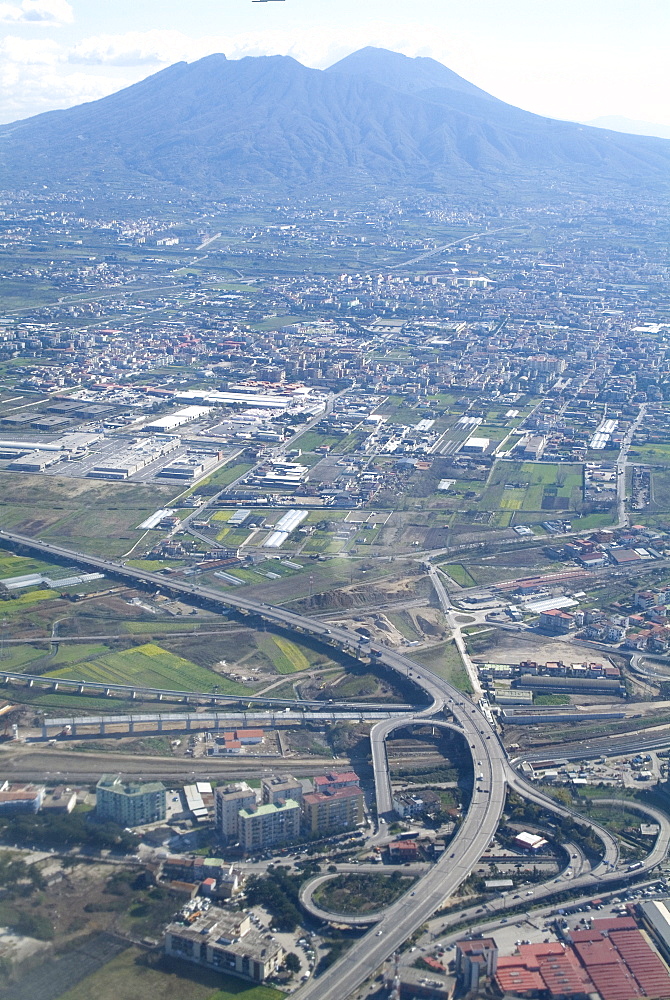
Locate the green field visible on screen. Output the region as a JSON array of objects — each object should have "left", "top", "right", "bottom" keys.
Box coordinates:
[
  {"left": 0, "top": 554, "right": 55, "bottom": 579},
  {"left": 197, "top": 462, "right": 253, "bottom": 490},
  {"left": 411, "top": 640, "right": 473, "bottom": 693},
  {"left": 6, "top": 588, "right": 58, "bottom": 606},
  {"left": 629, "top": 442, "right": 670, "bottom": 467},
  {"left": 44, "top": 642, "right": 249, "bottom": 694},
  {"left": 57, "top": 948, "right": 282, "bottom": 1000},
  {"left": 480, "top": 461, "right": 583, "bottom": 513},
  {"left": 442, "top": 564, "right": 476, "bottom": 586},
  {"left": 256, "top": 634, "right": 311, "bottom": 673}
]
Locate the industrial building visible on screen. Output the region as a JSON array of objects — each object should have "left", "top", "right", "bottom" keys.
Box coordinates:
[
  {"left": 157, "top": 450, "right": 220, "bottom": 480},
  {"left": 143, "top": 405, "right": 211, "bottom": 432},
  {"left": 89, "top": 435, "right": 180, "bottom": 479},
  {"left": 8, "top": 450, "right": 63, "bottom": 472},
  {"left": 461, "top": 435, "right": 489, "bottom": 454}
]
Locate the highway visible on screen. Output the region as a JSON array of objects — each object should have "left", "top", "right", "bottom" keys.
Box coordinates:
[
  {"left": 0, "top": 528, "right": 665, "bottom": 1000},
  {"left": 0, "top": 666, "right": 415, "bottom": 715},
  {"left": 519, "top": 728, "right": 670, "bottom": 765}
]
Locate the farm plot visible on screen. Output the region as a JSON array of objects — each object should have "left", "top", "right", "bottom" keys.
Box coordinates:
[
  {"left": 256, "top": 634, "right": 311, "bottom": 674},
  {"left": 482, "top": 461, "right": 583, "bottom": 513},
  {"left": 44, "top": 642, "right": 249, "bottom": 694}
]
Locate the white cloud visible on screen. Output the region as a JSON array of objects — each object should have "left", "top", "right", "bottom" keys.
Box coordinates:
[
  {"left": 69, "top": 30, "right": 202, "bottom": 67},
  {"left": 0, "top": 0, "right": 73, "bottom": 25},
  {"left": 1, "top": 16, "right": 670, "bottom": 129},
  {"left": 0, "top": 64, "right": 135, "bottom": 122},
  {"left": 66, "top": 23, "right": 457, "bottom": 70},
  {"left": 0, "top": 35, "right": 61, "bottom": 64}
]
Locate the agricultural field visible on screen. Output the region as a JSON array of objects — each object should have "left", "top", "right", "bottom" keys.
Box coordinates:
[
  {"left": 194, "top": 461, "right": 254, "bottom": 490},
  {"left": 291, "top": 429, "right": 343, "bottom": 452},
  {"left": 629, "top": 442, "right": 670, "bottom": 467},
  {"left": 646, "top": 469, "right": 670, "bottom": 512},
  {"left": 442, "top": 564, "right": 476, "bottom": 587},
  {"left": 0, "top": 473, "right": 176, "bottom": 558},
  {"left": 0, "top": 554, "right": 57, "bottom": 579},
  {"left": 481, "top": 461, "right": 584, "bottom": 513},
  {"left": 255, "top": 633, "right": 311, "bottom": 674},
  {"left": 43, "top": 642, "right": 249, "bottom": 695},
  {"left": 0, "top": 642, "right": 114, "bottom": 675}
]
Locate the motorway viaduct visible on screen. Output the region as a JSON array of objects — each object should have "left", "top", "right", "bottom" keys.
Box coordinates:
[{"left": 0, "top": 529, "right": 663, "bottom": 1000}]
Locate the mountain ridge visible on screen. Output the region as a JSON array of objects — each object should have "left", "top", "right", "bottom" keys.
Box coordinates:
[{"left": 1, "top": 47, "right": 669, "bottom": 200}]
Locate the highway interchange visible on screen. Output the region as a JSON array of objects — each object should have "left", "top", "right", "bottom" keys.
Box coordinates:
[{"left": 0, "top": 527, "right": 669, "bottom": 999}]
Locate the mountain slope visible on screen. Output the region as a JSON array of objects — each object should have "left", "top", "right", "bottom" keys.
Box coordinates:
[
  {"left": 587, "top": 116, "right": 670, "bottom": 141},
  {"left": 0, "top": 48, "right": 669, "bottom": 199}
]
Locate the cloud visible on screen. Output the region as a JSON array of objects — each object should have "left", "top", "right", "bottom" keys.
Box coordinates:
[
  {"left": 0, "top": 35, "right": 61, "bottom": 64},
  {"left": 0, "top": 0, "right": 73, "bottom": 25},
  {"left": 0, "top": 64, "right": 135, "bottom": 122},
  {"left": 66, "top": 23, "right": 459, "bottom": 70},
  {"left": 1, "top": 17, "right": 670, "bottom": 129},
  {"left": 69, "top": 30, "right": 200, "bottom": 67}
]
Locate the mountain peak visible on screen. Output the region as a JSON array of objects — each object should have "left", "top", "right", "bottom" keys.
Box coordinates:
[
  {"left": 1, "top": 48, "right": 669, "bottom": 200},
  {"left": 326, "top": 46, "right": 494, "bottom": 101}
]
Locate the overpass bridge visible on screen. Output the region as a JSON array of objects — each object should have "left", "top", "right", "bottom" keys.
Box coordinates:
[
  {"left": 0, "top": 665, "right": 415, "bottom": 714},
  {"left": 0, "top": 528, "right": 661, "bottom": 1000},
  {"left": 38, "top": 708, "right": 409, "bottom": 739}
]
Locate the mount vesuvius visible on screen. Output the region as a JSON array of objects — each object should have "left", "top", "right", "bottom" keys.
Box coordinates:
[{"left": 1, "top": 47, "right": 669, "bottom": 199}]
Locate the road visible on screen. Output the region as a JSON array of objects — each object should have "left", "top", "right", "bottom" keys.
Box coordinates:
[
  {"left": 616, "top": 404, "right": 646, "bottom": 528},
  {"left": 0, "top": 664, "right": 415, "bottom": 715},
  {"left": 426, "top": 563, "right": 482, "bottom": 697},
  {"left": 0, "top": 527, "right": 663, "bottom": 1000},
  {"left": 518, "top": 728, "right": 670, "bottom": 765}
]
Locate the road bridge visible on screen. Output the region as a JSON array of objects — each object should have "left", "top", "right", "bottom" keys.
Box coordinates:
[
  {"left": 37, "top": 708, "right": 409, "bottom": 739},
  {"left": 0, "top": 529, "right": 663, "bottom": 1000},
  {"left": 0, "top": 665, "right": 416, "bottom": 714}
]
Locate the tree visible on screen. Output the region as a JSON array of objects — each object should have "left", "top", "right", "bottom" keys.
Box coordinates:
[{"left": 285, "top": 952, "right": 301, "bottom": 974}]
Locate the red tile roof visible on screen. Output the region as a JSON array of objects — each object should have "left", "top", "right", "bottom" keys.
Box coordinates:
[
  {"left": 495, "top": 956, "right": 544, "bottom": 995},
  {"left": 586, "top": 962, "right": 643, "bottom": 1000},
  {"left": 609, "top": 929, "right": 670, "bottom": 998}
]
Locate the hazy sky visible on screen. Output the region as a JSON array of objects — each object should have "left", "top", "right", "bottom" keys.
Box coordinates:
[{"left": 0, "top": 0, "right": 668, "bottom": 126}]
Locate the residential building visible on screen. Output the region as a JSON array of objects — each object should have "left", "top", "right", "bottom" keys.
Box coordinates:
[
  {"left": 165, "top": 905, "right": 284, "bottom": 983},
  {"left": 312, "top": 770, "right": 360, "bottom": 793},
  {"left": 238, "top": 799, "right": 301, "bottom": 853},
  {"left": 0, "top": 781, "right": 44, "bottom": 814},
  {"left": 95, "top": 774, "right": 166, "bottom": 827},
  {"left": 261, "top": 773, "right": 303, "bottom": 806},
  {"left": 455, "top": 938, "right": 498, "bottom": 992},
  {"left": 539, "top": 609, "right": 575, "bottom": 633},
  {"left": 214, "top": 782, "right": 257, "bottom": 843},
  {"left": 302, "top": 784, "right": 365, "bottom": 835}
]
